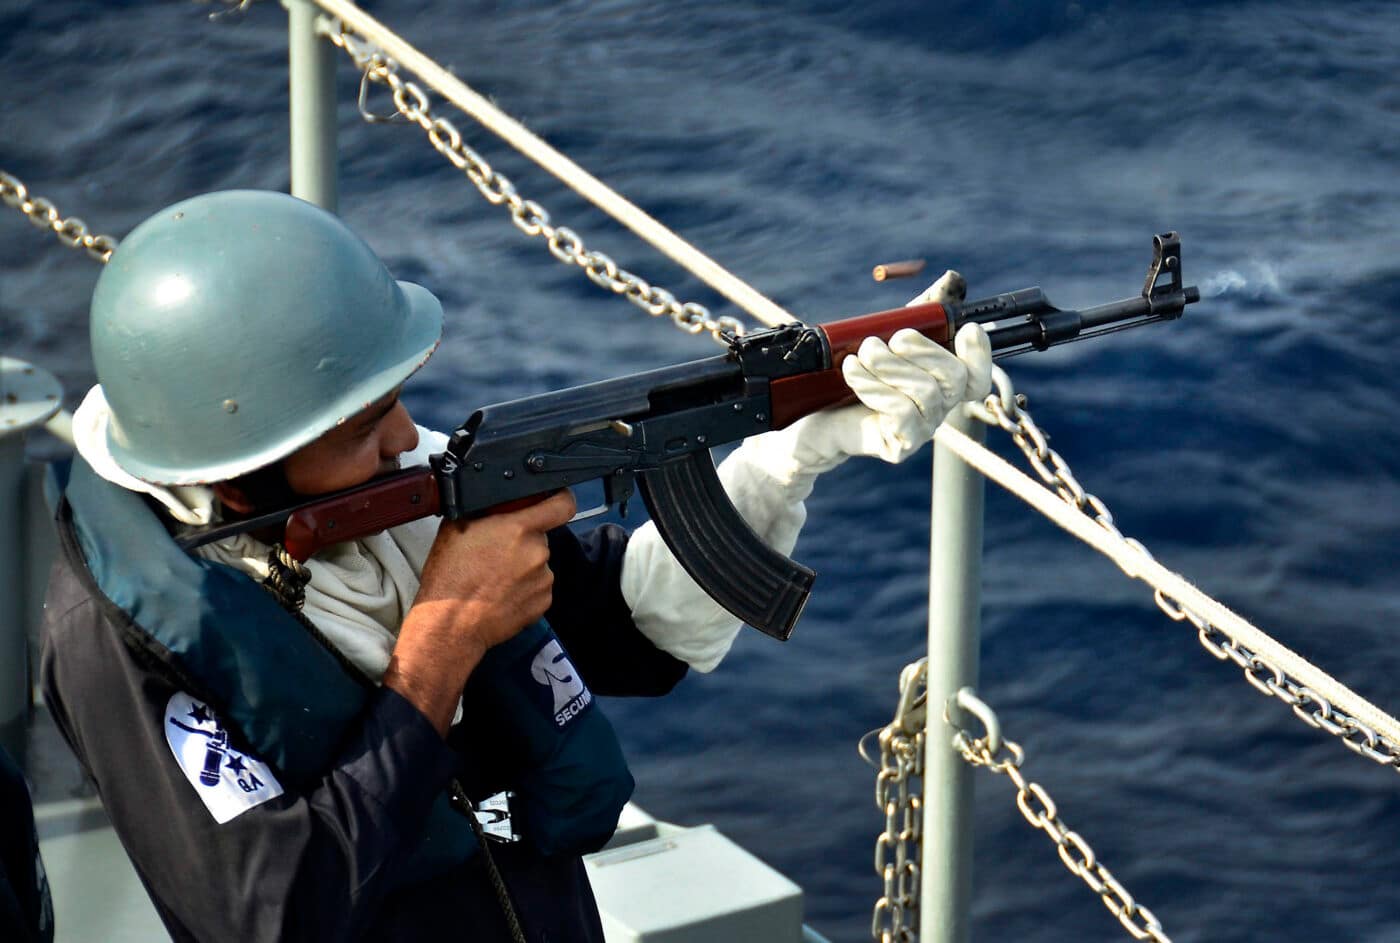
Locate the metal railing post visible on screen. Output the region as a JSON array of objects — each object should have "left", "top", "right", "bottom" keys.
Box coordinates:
[
  {"left": 920, "top": 408, "right": 986, "bottom": 943},
  {"left": 0, "top": 358, "right": 63, "bottom": 759},
  {"left": 287, "top": 0, "right": 339, "bottom": 211},
  {"left": 0, "top": 431, "right": 29, "bottom": 757}
]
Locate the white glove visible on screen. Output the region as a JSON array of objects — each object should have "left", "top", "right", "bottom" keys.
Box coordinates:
[{"left": 621, "top": 271, "right": 993, "bottom": 671}]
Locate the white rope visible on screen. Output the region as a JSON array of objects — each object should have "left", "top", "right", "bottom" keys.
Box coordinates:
[
  {"left": 934, "top": 418, "right": 1400, "bottom": 748},
  {"left": 308, "top": 0, "right": 795, "bottom": 329}
]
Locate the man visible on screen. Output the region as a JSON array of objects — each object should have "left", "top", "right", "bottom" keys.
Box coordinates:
[{"left": 40, "top": 190, "right": 990, "bottom": 942}]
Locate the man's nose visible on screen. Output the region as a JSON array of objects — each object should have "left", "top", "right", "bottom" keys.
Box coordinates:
[{"left": 382, "top": 402, "right": 419, "bottom": 457}]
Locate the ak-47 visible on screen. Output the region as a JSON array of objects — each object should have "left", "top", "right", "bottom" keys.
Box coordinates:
[{"left": 180, "top": 233, "right": 1199, "bottom": 641}]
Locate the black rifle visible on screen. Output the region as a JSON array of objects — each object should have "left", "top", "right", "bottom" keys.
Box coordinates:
[{"left": 180, "top": 233, "right": 1199, "bottom": 641}]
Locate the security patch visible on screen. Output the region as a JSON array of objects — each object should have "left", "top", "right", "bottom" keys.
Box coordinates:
[
  {"left": 164, "top": 692, "right": 284, "bottom": 824},
  {"left": 529, "top": 639, "right": 593, "bottom": 728}
]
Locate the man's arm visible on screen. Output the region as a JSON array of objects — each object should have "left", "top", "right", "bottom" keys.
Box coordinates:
[
  {"left": 544, "top": 523, "right": 689, "bottom": 697},
  {"left": 386, "top": 490, "right": 577, "bottom": 735}
]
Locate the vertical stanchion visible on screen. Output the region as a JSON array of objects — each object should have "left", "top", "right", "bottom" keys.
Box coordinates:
[
  {"left": 0, "top": 358, "right": 62, "bottom": 759},
  {"left": 0, "top": 432, "right": 29, "bottom": 757},
  {"left": 288, "top": 0, "right": 339, "bottom": 212},
  {"left": 920, "top": 408, "right": 986, "bottom": 943}
]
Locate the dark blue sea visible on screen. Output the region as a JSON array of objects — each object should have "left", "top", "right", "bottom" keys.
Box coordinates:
[{"left": 5, "top": 1, "right": 1400, "bottom": 940}]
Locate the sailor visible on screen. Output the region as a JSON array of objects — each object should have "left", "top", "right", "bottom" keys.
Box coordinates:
[{"left": 40, "top": 189, "right": 991, "bottom": 942}]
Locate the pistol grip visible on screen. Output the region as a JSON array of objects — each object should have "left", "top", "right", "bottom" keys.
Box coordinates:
[{"left": 637, "top": 451, "right": 815, "bottom": 641}]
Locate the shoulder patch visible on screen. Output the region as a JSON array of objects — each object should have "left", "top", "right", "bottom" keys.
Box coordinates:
[
  {"left": 163, "top": 692, "right": 284, "bottom": 824},
  {"left": 529, "top": 639, "right": 593, "bottom": 728}
]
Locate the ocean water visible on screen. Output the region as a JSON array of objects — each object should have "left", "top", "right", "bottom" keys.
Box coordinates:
[{"left": 4, "top": 1, "right": 1400, "bottom": 940}]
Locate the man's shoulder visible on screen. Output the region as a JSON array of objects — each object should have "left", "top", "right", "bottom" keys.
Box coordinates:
[
  {"left": 41, "top": 548, "right": 113, "bottom": 644},
  {"left": 40, "top": 541, "right": 164, "bottom": 704}
]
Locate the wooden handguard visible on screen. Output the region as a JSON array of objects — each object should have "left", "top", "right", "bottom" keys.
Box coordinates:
[
  {"left": 283, "top": 467, "right": 441, "bottom": 562},
  {"left": 766, "top": 300, "right": 953, "bottom": 429}
]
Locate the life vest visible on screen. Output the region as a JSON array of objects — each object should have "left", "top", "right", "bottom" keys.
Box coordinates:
[{"left": 56, "top": 457, "right": 634, "bottom": 884}]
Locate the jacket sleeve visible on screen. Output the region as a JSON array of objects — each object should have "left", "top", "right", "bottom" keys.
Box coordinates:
[
  {"left": 545, "top": 523, "right": 688, "bottom": 697},
  {"left": 40, "top": 578, "right": 459, "bottom": 943}
]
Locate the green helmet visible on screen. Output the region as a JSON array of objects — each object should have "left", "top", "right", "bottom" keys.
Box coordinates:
[{"left": 91, "top": 190, "right": 443, "bottom": 485}]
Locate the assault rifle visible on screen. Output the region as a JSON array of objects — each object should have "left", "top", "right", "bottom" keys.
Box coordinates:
[{"left": 179, "top": 233, "right": 1199, "bottom": 641}]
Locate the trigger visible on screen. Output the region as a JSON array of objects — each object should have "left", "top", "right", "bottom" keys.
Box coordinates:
[{"left": 605, "top": 470, "right": 636, "bottom": 518}]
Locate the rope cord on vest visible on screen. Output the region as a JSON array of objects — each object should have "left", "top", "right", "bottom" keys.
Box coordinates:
[
  {"left": 942, "top": 367, "right": 1400, "bottom": 765},
  {"left": 262, "top": 543, "right": 312, "bottom": 611},
  {"left": 450, "top": 780, "right": 530, "bottom": 943},
  {"left": 313, "top": 0, "right": 787, "bottom": 341}
]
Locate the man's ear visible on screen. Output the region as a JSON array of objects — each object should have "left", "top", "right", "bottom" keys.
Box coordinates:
[{"left": 212, "top": 481, "right": 256, "bottom": 515}]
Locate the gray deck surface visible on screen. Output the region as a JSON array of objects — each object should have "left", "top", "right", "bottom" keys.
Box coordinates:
[{"left": 26, "top": 702, "right": 169, "bottom": 942}]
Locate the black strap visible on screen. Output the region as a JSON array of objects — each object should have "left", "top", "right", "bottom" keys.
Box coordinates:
[
  {"left": 452, "top": 780, "right": 529, "bottom": 943},
  {"left": 261, "top": 545, "right": 527, "bottom": 941}
]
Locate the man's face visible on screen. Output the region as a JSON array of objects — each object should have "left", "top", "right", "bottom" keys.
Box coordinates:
[{"left": 281, "top": 389, "right": 420, "bottom": 495}]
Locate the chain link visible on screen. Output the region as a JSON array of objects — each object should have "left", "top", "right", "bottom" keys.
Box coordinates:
[
  {"left": 324, "top": 26, "right": 747, "bottom": 345},
  {"left": 1, "top": 171, "right": 117, "bottom": 264},
  {"left": 952, "top": 717, "right": 1173, "bottom": 943},
  {"left": 966, "top": 368, "right": 1400, "bottom": 772},
  {"left": 864, "top": 660, "right": 927, "bottom": 943},
  {"left": 3, "top": 36, "right": 748, "bottom": 349}
]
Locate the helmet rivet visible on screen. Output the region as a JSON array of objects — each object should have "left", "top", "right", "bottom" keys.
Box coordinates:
[
  {"left": 222, "top": 399, "right": 239, "bottom": 414},
  {"left": 173, "top": 212, "right": 184, "bottom": 220}
]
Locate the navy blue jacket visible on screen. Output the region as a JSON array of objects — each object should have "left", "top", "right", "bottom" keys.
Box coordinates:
[{"left": 40, "top": 464, "right": 687, "bottom": 943}]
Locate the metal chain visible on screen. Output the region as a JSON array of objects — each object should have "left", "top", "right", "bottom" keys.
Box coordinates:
[
  {"left": 951, "top": 713, "right": 1172, "bottom": 943},
  {"left": 323, "top": 25, "right": 748, "bottom": 344},
  {"left": 0, "top": 171, "right": 118, "bottom": 264},
  {"left": 1176, "top": 614, "right": 1400, "bottom": 766},
  {"left": 966, "top": 368, "right": 1400, "bottom": 772},
  {"left": 862, "top": 659, "right": 927, "bottom": 943}
]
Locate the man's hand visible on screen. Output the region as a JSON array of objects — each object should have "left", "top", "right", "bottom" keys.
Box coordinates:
[
  {"left": 836, "top": 320, "right": 993, "bottom": 464},
  {"left": 730, "top": 269, "right": 992, "bottom": 490},
  {"left": 385, "top": 489, "right": 577, "bottom": 735}
]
